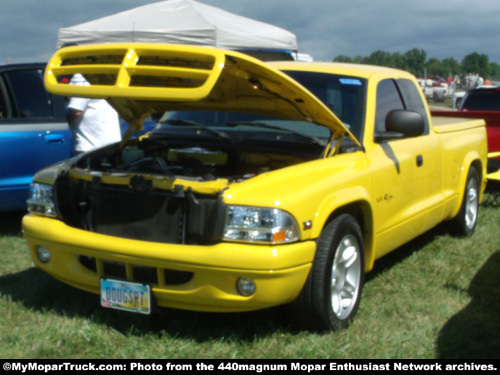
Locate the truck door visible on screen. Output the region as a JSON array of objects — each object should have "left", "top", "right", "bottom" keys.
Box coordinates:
[
  {"left": 397, "top": 78, "right": 444, "bottom": 232},
  {"left": 0, "top": 66, "right": 73, "bottom": 211},
  {"left": 370, "top": 78, "right": 428, "bottom": 257}
]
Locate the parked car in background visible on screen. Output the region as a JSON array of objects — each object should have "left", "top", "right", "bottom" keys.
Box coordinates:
[
  {"left": 432, "top": 86, "right": 500, "bottom": 155},
  {"left": 0, "top": 63, "right": 74, "bottom": 211},
  {"left": 459, "top": 86, "right": 500, "bottom": 111},
  {"left": 417, "top": 78, "right": 448, "bottom": 102},
  {"left": 452, "top": 91, "right": 466, "bottom": 109},
  {"left": 237, "top": 48, "right": 295, "bottom": 61},
  {"left": 451, "top": 85, "right": 498, "bottom": 110}
]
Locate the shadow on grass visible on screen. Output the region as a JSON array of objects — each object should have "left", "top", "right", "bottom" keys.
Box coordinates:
[
  {"left": 0, "top": 210, "right": 25, "bottom": 236},
  {"left": 365, "top": 197, "right": 500, "bottom": 282},
  {"left": 437, "top": 251, "right": 500, "bottom": 359},
  {"left": 0, "top": 267, "right": 294, "bottom": 342}
]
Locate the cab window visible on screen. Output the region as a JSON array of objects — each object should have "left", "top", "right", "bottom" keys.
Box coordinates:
[
  {"left": 397, "top": 79, "right": 430, "bottom": 133},
  {"left": 375, "top": 79, "right": 404, "bottom": 134}
]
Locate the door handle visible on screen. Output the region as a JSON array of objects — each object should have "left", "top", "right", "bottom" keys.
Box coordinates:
[
  {"left": 416, "top": 155, "right": 423, "bottom": 167},
  {"left": 44, "top": 134, "right": 65, "bottom": 144}
]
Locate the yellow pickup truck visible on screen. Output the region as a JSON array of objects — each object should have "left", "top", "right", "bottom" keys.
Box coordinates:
[{"left": 23, "top": 44, "right": 487, "bottom": 331}]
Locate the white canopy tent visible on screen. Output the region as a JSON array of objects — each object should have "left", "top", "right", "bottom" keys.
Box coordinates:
[{"left": 56, "top": 0, "right": 298, "bottom": 54}]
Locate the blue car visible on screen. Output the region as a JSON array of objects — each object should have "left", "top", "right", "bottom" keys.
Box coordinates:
[{"left": 0, "top": 63, "right": 74, "bottom": 211}]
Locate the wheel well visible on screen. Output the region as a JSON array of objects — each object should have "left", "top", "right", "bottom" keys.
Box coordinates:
[
  {"left": 471, "top": 159, "right": 483, "bottom": 183},
  {"left": 469, "top": 159, "right": 484, "bottom": 204},
  {"left": 322, "top": 202, "right": 374, "bottom": 269}
]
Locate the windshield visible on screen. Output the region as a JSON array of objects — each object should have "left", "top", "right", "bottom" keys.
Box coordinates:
[
  {"left": 284, "top": 70, "right": 367, "bottom": 140},
  {"left": 155, "top": 71, "right": 367, "bottom": 142},
  {"left": 159, "top": 111, "right": 330, "bottom": 139}
]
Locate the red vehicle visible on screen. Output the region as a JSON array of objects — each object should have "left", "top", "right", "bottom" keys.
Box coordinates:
[{"left": 432, "top": 86, "right": 500, "bottom": 154}]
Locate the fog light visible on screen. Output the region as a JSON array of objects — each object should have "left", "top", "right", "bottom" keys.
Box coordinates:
[
  {"left": 36, "top": 246, "right": 51, "bottom": 263},
  {"left": 237, "top": 278, "right": 256, "bottom": 297}
]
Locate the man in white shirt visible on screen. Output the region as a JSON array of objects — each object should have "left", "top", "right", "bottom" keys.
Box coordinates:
[{"left": 67, "top": 74, "right": 122, "bottom": 153}]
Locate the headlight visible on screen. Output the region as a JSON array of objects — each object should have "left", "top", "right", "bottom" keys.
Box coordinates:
[
  {"left": 223, "top": 206, "right": 299, "bottom": 244},
  {"left": 27, "top": 183, "right": 56, "bottom": 216}
]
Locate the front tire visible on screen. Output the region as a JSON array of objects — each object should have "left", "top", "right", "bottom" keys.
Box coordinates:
[
  {"left": 452, "top": 166, "right": 479, "bottom": 236},
  {"left": 293, "top": 214, "right": 365, "bottom": 331}
]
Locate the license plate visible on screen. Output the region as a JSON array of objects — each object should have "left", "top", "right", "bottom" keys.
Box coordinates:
[{"left": 100, "top": 278, "right": 151, "bottom": 315}]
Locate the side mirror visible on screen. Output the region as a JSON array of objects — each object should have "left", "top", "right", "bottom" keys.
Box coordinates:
[
  {"left": 386, "top": 109, "right": 425, "bottom": 137},
  {"left": 375, "top": 109, "right": 425, "bottom": 142}
]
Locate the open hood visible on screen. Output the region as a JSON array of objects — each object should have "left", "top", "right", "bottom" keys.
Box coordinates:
[{"left": 44, "top": 43, "right": 359, "bottom": 145}]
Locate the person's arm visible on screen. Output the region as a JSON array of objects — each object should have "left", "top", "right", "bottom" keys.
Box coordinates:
[{"left": 67, "top": 108, "right": 83, "bottom": 127}]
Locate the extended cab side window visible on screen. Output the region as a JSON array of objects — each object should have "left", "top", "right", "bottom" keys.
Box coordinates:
[
  {"left": 375, "top": 79, "right": 404, "bottom": 135},
  {"left": 396, "top": 79, "right": 430, "bottom": 134},
  {"left": 2, "top": 69, "right": 52, "bottom": 119}
]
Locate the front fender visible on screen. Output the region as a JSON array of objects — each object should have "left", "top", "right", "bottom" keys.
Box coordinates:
[{"left": 311, "top": 186, "right": 375, "bottom": 271}]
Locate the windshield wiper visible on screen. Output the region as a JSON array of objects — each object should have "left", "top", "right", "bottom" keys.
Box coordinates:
[
  {"left": 161, "top": 119, "right": 234, "bottom": 143},
  {"left": 226, "top": 121, "right": 326, "bottom": 147}
]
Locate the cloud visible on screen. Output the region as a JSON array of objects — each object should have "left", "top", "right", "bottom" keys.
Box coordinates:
[{"left": 2, "top": 0, "right": 499, "bottom": 65}]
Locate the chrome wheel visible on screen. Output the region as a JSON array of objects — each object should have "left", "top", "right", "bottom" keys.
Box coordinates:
[
  {"left": 330, "top": 234, "right": 362, "bottom": 320},
  {"left": 451, "top": 166, "right": 479, "bottom": 236},
  {"left": 465, "top": 176, "right": 478, "bottom": 231},
  {"left": 292, "top": 214, "right": 364, "bottom": 331}
]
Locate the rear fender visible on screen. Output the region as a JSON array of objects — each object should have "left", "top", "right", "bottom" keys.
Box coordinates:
[{"left": 449, "top": 153, "right": 485, "bottom": 220}]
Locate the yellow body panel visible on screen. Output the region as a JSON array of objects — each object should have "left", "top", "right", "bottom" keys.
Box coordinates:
[
  {"left": 23, "top": 214, "right": 315, "bottom": 312},
  {"left": 24, "top": 44, "right": 488, "bottom": 313}
]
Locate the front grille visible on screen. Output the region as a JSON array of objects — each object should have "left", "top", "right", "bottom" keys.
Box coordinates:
[
  {"left": 92, "top": 186, "right": 185, "bottom": 244},
  {"left": 103, "top": 261, "right": 127, "bottom": 280},
  {"left": 79, "top": 255, "right": 193, "bottom": 286},
  {"left": 56, "top": 176, "right": 226, "bottom": 244}
]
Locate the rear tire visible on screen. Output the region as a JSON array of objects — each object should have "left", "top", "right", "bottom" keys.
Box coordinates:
[
  {"left": 293, "top": 214, "right": 365, "bottom": 331},
  {"left": 451, "top": 166, "right": 479, "bottom": 236}
]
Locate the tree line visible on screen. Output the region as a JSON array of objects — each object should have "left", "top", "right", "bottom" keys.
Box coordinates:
[{"left": 333, "top": 49, "right": 500, "bottom": 81}]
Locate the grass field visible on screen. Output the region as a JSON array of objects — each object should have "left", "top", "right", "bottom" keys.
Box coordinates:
[{"left": 1, "top": 199, "right": 499, "bottom": 359}]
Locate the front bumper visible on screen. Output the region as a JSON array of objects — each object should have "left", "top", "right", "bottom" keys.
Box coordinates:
[{"left": 23, "top": 214, "right": 316, "bottom": 312}]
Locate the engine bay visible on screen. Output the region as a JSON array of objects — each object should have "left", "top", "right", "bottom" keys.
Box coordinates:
[
  {"left": 75, "top": 137, "right": 322, "bottom": 183},
  {"left": 54, "top": 132, "right": 326, "bottom": 244}
]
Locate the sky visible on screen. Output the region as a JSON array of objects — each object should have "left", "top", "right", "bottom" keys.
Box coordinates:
[{"left": 1, "top": 0, "right": 500, "bottom": 66}]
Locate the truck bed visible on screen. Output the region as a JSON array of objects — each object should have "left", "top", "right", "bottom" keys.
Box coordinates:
[
  {"left": 432, "top": 115, "right": 485, "bottom": 132},
  {"left": 432, "top": 110, "right": 500, "bottom": 152}
]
